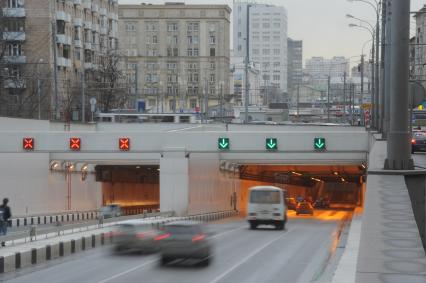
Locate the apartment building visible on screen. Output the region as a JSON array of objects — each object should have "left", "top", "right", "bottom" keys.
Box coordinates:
[
  {"left": 233, "top": 1, "right": 288, "bottom": 95},
  {"left": 0, "top": 0, "right": 119, "bottom": 120},
  {"left": 118, "top": 3, "right": 231, "bottom": 114},
  {"left": 287, "top": 38, "right": 302, "bottom": 92},
  {"left": 305, "top": 56, "right": 349, "bottom": 86}
]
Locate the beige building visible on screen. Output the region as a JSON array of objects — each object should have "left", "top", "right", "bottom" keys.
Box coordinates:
[
  {"left": 118, "top": 3, "right": 231, "bottom": 114},
  {"left": 0, "top": 0, "right": 119, "bottom": 120}
]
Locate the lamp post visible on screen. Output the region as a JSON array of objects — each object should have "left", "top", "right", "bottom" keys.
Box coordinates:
[
  {"left": 348, "top": 0, "right": 381, "bottom": 131},
  {"left": 36, "top": 59, "right": 44, "bottom": 120},
  {"left": 349, "top": 23, "right": 375, "bottom": 128}
]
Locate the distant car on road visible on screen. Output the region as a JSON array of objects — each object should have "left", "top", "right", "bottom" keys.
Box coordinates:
[
  {"left": 296, "top": 201, "right": 314, "bottom": 216},
  {"left": 100, "top": 204, "right": 122, "bottom": 219},
  {"left": 285, "top": 198, "right": 297, "bottom": 211},
  {"left": 156, "top": 221, "right": 212, "bottom": 267},
  {"left": 112, "top": 221, "right": 160, "bottom": 254},
  {"left": 313, "top": 198, "right": 330, "bottom": 209},
  {"left": 411, "top": 131, "right": 426, "bottom": 153}
]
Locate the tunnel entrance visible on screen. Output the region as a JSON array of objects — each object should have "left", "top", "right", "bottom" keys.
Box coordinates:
[
  {"left": 95, "top": 165, "right": 159, "bottom": 215},
  {"left": 236, "top": 164, "right": 366, "bottom": 214}
]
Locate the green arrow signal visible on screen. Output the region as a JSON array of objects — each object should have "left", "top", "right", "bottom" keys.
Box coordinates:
[
  {"left": 266, "top": 138, "right": 277, "bottom": 150},
  {"left": 314, "top": 138, "right": 326, "bottom": 150},
  {"left": 218, "top": 138, "right": 230, "bottom": 150}
]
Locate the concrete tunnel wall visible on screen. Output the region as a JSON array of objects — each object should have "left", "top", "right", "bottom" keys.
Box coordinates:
[{"left": 0, "top": 153, "right": 101, "bottom": 215}]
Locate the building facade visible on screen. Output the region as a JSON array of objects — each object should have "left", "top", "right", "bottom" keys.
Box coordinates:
[
  {"left": 0, "top": 0, "right": 120, "bottom": 120},
  {"left": 118, "top": 3, "right": 231, "bottom": 114},
  {"left": 305, "top": 56, "right": 349, "bottom": 86},
  {"left": 287, "top": 38, "right": 302, "bottom": 92},
  {"left": 231, "top": 54, "right": 261, "bottom": 106},
  {"left": 233, "top": 0, "right": 288, "bottom": 95}
]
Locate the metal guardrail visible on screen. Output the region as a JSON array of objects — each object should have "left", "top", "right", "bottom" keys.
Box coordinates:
[
  {"left": 10, "top": 210, "right": 100, "bottom": 227},
  {"left": 0, "top": 211, "right": 174, "bottom": 246}
]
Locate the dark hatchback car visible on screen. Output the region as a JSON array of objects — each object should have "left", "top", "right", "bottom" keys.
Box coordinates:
[
  {"left": 411, "top": 131, "right": 426, "bottom": 153},
  {"left": 296, "top": 201, "right": 314, "bottom": 216}
]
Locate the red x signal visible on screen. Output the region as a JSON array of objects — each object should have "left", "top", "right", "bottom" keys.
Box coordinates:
[
  {"left": 119, "top": 138, "right": 130, "bottom": 151},
  {"left": 23, "top": 138, "right": 34, "bottom": 150},
  {"left": 70, "top": 138, "right": 81, "bottom": 151}
]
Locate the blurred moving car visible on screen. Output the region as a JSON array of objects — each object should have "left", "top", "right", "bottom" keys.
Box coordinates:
[
  {"left": 156, "top": 221, "right": 212, "bottom": 267},
  {"left": 285, "top": 198, "right": 297, "bottom": 211},
  {"left": 100, "top": 204, "right": 122, "bottom": 219},
  {"left": 313, "top": 197, "right": 330, "bottom": 209},
  {"left": 411, "top": 131, "right": 426, "bottom": 153},
  {"left": 296, "top": 201, "right": 314, "bottom": 216},
  {"left": 247, "top": 186, "right": 287, "bottom": 230},
  {"left": 112, "top": 221, "right": 159, "bottom": 253}
]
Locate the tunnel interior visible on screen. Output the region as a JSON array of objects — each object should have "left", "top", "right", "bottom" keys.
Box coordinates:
[
  {"left": 95, "top": 165, "right": 160, "bottom": 214},
  {"left": 236, "top": 164, "right": 366, "bottom": 214}
]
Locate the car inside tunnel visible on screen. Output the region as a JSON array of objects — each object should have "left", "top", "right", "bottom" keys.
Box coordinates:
[
  {"left": 95, "top": 165, "right": 160, "bottom": 215},
  {"left": 234, "top": 164, "right": 367, "bottom": 215}
]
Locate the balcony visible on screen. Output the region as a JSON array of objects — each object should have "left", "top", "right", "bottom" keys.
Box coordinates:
[
  {"left": 56, "top": 11, "right": 71, "bottom": 22},
  {"left": 73, "top": 0, "right": 82, "bottom": 5},
  {"left": 3, "top": 55, "right": 26, "bottom": 64},
  {"left": 92, "top": 3, "right": 99, "bottom": 13},
  {"left": 57, "top": 57, "right": 72, "bottom": 68},
  {"left": 2, "top": 8, "right": 25, "bottom": 17},
  {"left": 99, "top": 7, "right": 107, "bottom": 16},
  {"left": 3, "top": 32, "right": 25, "bottom": 41},
  {"left": 82, "top": 0, "right": 91, "bottom": 9},
  {"left": 56, "top": 34, "right": 72, "bottom": 45},
  {"left": 74, "top": 39, "right": 82, "bottom": 48},
  {"left": 84, "top": 42, "right": 92, "bottom": 50},
  {"left": 84, "top": 21, "right": 92, "bottom": 29},
  {"left": 4, "top": 79, "right": 26, "bottom": 89},
  {"left": 73, "top": 18, "right": 83, "bottom": 26},
  {"left": 100, "top": 26, "right": 107, "bottom": 35}
]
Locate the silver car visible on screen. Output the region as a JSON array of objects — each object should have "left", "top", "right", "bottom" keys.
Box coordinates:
[
  {"left": 112, "top": 221, "right": 160, "bottom": 254},
  {"left": 100, "top": 204, "right": 122, "bottom": 219},
  {"left": 156, "top": 221, "right": 212, "bottom": 267}
]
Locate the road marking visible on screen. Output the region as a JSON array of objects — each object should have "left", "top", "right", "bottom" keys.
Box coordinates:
[
  {"left": 210, "top": 225, "right": 246, "bottom": 239},
  {"left": 208, "top": 229, "right": 296, "bottom": 283},
  {"left": 168, "top": 125, "right": 203, "bottom": 132},
  {"left": 96, "top": 259, "right": 157, "bottom": 283}
]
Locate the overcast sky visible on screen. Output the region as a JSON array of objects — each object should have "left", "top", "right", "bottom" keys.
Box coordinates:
[{"left": 119, "top": 0, "right": 426, "bottom": 66}]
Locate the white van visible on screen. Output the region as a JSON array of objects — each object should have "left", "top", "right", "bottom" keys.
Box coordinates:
[{"left": 247, "top": 186, "right": 287, "bottom": 230}]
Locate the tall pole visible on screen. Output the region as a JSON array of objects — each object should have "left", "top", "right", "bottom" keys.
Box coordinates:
[
  {"left": 244, "top": 4, "right": 251, "bottom": 123},
  {"left": 384, "top": 0, "right": 392, "bottom": 138},
  {"left": 37, "top": 78, "right": 41, "bottom": 120},
  {"left": 52, "top": 20, "right": 59, "bottom": 120},
  {"left": 384, "top": 0, "right": 413, "bottom": 170},
  {"left": 371, "top": 38, "right": 376, "bottom": 129},
  {"left": 204, "top": 77, "right": 209, "bottom": 122},
  {"left": 374, "top": 6, "right": 380, "bottom": 131},
  {"left": 220, "top": 83, "right": 224, "bottom": 122},
  {"left": 360, "top": 55, "right": 365, "bottom": 126},
  {"left": 134, "top": 64, "right": 138, "bottom": 109},
  {"left": 327, "top": 75, "right": 331, "bottom": 122},
  {"left": 296, "top": 83, "right": 300, "bottom": 122},
  {"left": 380, "top": 0, "right": 386, "bottom": 136},
  {"left": 81, "top": 72, "right": 85, "bottom": 123},
  {"left": 343, "top": 71, "right": 347, "bottom": 123}
]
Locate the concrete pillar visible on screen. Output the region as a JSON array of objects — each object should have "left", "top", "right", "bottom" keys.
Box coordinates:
[{"left": 160, "top": 148, "right": 189, "bottom": 216}]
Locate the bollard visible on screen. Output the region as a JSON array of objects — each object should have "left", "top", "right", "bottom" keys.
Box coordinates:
[
  {"left": 46, "top": 245, "right": 51, "bottom": 261},
  {"left": 71, "top": 240, "right": 76, "bottom": 253},
  {"left": 59, "top": 242, "right": 64, "bottom": 257},
  {"left": 15, "top": 253, "right": 21, "bottom": 269},
  {"left": 92, "top": 235, "right": 95, "bottom": 248},
  {"left": 31, "top": 249, "right": 37, "bottom": 265},
  {"left": 29, "top": 225, "right": 36, "bottom": 241}
]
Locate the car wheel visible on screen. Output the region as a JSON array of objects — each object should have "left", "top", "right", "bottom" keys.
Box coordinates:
[{"left": 250, "top": 223, "right": 257, "bottom": 230}]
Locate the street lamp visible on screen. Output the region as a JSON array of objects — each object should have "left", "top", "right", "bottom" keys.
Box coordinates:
[
  {"left": 37, "top": 58, "right": 44, "bottom": 120},
  {"left": 348, "top": 0, "right": 381, "bottom": 130}
]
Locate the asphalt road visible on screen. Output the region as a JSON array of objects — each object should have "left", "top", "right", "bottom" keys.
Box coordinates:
[
  {"left": 413, "top": 151, "right": 426, "bottom": 168},
  {"left": 1, "top": 210, "right": 350, "bottom": 283}
]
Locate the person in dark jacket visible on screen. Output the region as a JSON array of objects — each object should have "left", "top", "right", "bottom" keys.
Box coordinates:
[{"left": 0, "top": 198, "right": 11, "bottom": 236}]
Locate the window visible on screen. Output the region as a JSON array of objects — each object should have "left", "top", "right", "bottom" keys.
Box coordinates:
[
  {"left": 252, "top": 49, "right": 259, "bottom": 55},
  {"left": 7, "top": 65, "right": 22, "bottom": 78},
  {"left": 167, "top": 23, "right": 178, "bottom": 31},
  {"left": 273, "top": 36, "right": 280, "bottom": 42},
  {"left": 273, "top": 74, "right": 280, "bottom": 81},
  {"left": 169, "top": 100, "right": 176, "bottom": 111},
  {"left": 125, "top": 22, "right": 136, "bottom": 31},
  {"left": 74, "top": 27, "right": 80, "bottom": 40},
  {"left": 7, "top": 43, "right": 22, "bottom": 56},
  {"left": 145, "top": 22, "right": 158, "bottom": 31},
  {"left": 273, "top": 23, "right": 280, "bottom": 28},
  {"left": 210, "top": 87, "right": 215, "bottom": 95},
  {"left": 210, "top": 35, "right": 216, "bottom": 44},
  {"left": 167, "top": 48, "right": 178, "bottom": 57},
  {"left": 63, "top": 45, "right": 70, "bottom": 58},
  {"left": 74, "top": 49, "right": 80, "bottom": 60},
  {"left": 168, "top": 35, "right": 178, "bottom": 45},
  {"left": 187, "top": 48, "right": 199, "bottom": 56},
  {"left": 167, "top": 62, "right": 177, "bottom": 70},
  {"left": 262, "top": 62, "right": 270, "bottom": 69},
  {"left": 273, "top": 49, "right": 280, "bottom": 55},
  {"left": 237, "top": 45, "right": 242, "bottom": 51},
  {"left": 7, "top": 0, "right": 24, "bottom": 8},
  {"left": 262, "top": 36, "right": 270, "bottom": 41},
  {"left": 57, "top": 20, "right": 65, "bottom": 34},
  {"left": 152, "top": 35, "right": 157, "bottom": 44},
  {"left": 210, "top": 48, "right": 215, "bottom": 57},
  {"left": 149, "top": 99, "right": 156, "bottom": 106},
  {"left": 252, "top": 23, "right": 260, "bottom": 28},
  {"left": 210, "top": 73, "right": 215, "bottom": 82},
  {"left": 263, "top": 75, "right": 270, "bottom": 81},
  {"left": 188, "top": 36, "right": 199, "bottom": 44},
  {"left": 262, "top": 49, "right": 270, "bottom": 55},
  {"left": 187, "top": 22, "right": 199, "bottom": 32},
  {"left": 262, "top": 23, "right": 270, "bottom": 28},
  {"left": 253, "top": 36, "right": 259, "bottom": 41},
  {"left": 238, "top": 32, "right": 241, "bottom": 38},
  {"left": 273, "top": 62, "right": 280, "bottom": 68},
  {"left": 190, "top": 99, "right": 197, "bottom": 108},
  {"left": 4, "top": 19, "right": 25, "bottom": 32},
  {"left": 210, "top": 62, "right": 215, "bottom": 70}
]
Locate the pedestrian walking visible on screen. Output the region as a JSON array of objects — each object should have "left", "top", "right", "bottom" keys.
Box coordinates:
[{"left": 0, "top": 198, "right": 12, "bottom": 236}]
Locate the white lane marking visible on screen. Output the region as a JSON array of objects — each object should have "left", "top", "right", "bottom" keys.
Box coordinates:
[
  {"left": 96, "top": 259, "right": 157, "bottom": 283},
  {"left": 208, "top": 229, "right": 296, "bottom": 283},
  {"left": 210, "top": 225, "right": 246, "bottom": 239}
]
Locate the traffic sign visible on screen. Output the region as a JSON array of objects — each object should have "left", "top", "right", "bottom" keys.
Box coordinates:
[
  {"left": 70, "top": 138, "right": 81, "bottom": 151},
  {"left": 23, "top": 138, "right": 34, "bottom": 151},
  {"left": 314, "top": 138, "right": 326, "bottom": 151},
  {"left": 266, "top": 138, "right": 278, "bottom": 151},
  {"left": 119, "top": 137, "right": 130, "bottom": 151},
  {"left": 218, "top": 138, "right": 230, "bottom": 150}
]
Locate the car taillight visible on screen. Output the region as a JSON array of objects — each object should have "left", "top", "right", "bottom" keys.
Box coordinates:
[
  {"left": 412, "top": 138, "right": 416, "bottom": 144},
  {"left": 192, "top": 234, "right": 206, "bottom": 242},
  {"left": 154, "top": 233, "right": 171, "bottom": 241}
]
